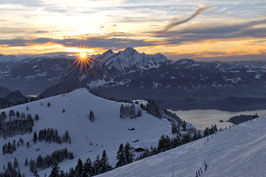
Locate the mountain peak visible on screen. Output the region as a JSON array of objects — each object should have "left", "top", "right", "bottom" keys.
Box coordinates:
[
  {"left": 105, "top": 49, "right": 114, "bottom": 55},
  {"left": 99, "top": 48, "right": 168, "bottom": 72},
  {"left": 122, "top": 47, "right": 138, "bottom": 55},
  {"left": 177, "top": 58, "right": 195, "bottom": 64}
]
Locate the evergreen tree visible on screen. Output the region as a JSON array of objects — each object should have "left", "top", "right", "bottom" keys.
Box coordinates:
[
  {"left": 9, "top": 110, "right": 15, "bottom": 118},
  {"left": 1, "top": 112, "right": 7, "bottom": 119},
  {"left": 101, "top": 150, "right": 112, "bottom": 173},
  {"left": 49, "top": 163, "right": 60, "bottom": 177},
  {"left": 16, "top": 111, "right": 20, "bottom": 119},
  {"left": 182, "top": 121, "right": 187, "bottom": 131},
  {"left": 26, "top": 142, "right": 30, "bottom": 148},
  {"left": 29, "top": 160, "right": 36, "bottom": 173},
  {"left": 120, "top": 105, "right": 125, "bottom": 118},
  {"left": 36, "top": 155, "right": 43, "bottom": 168},
  {"left": 124, "top": 143, "right": 134, "bottom": 164},
  {"left": 68, "top": 168, "right": 76, "bottom": 177},
  {"left": 47, "top": 102, "right": 51, "bottom": 107},
  {"left": 171, "top": 123, "right": 178, "bottom": 134},
  {"left": 21, "top": 112, "right": 26, "bottom": 119},
  {"left": 89, "top": 111, "right": 95, "bottom": 122},
  {"left": 182, "top": 133, "right": 191, "bottom": 144},
  {"left": 75, "top": 159, "right": 83, "bottom": 177},
  {"left": 34, "top": 114, "right": 40, "bottom": 121},
  {"left": 116, "top": 144, "right": 125, "bottom": 167},
  {"left": 33, "top": 131, "right": 38, "bottom": 144},
  {"left": 93, "top": 155, "right": 101, "bottom": 175},
  {"left": 136, "top": 109, "right": 142, "bottom": 117},
  {"left": 204, "top": 127, "right": 210, "bottom": 137},
  {"left": 25, "top": 158, "right": 29, "bottom": 167},
  {"left": 83, "top": 158, "right": 93, "bottom": 177},
  {"left": 157, "top": 135, "right": 171, "bottom": 152},
  {"left": 13, "top": 158, "right": 18, "bottom": 168}
]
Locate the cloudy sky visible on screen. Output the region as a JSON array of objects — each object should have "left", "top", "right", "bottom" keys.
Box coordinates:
[{"left": 0, "top": 0, "right": 266, "bottom": 61}]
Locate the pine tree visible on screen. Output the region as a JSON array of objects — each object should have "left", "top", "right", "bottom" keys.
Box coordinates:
[
  {"left": 21, "top": 112, "right": 26, "bottom": 119},
  {"left": 83, "top": 158, "right": 93, "bottom": 177},
  {"left": 182, "top": 120, "right": 187, "bottom": 131},
  {"left": 69, "top": 152, "right": 74, "bottom": 159},
  {"left": 171, "top": 123, "right": 178, "bottom": 134},
  {"left": 9, "top": 110, "right": 15, "bottom": 118},
  {"left": 33, "top": 132, "right": 38, "bottom": 144},
  {"left": 36, "top": 155, "right": 43, "bottom": 168},
  {"left": 129, "top": 104, "right": 136, "bottom": 118},
  {"left": 26, "top": 142, "right": 30, "bottom": 148},
  {"left": 157, "top": 135, "right": 171, "bottom": 152},
  {"left": 62, "top": 131, "right": 71, "bottom": 144},
  {"left": 1, "top": 111, "right": 7, "bottom": 119},
  {"left": 47, "top": 102, "right": 51, "bottom": 107},
  {"left": 49, "top": 163, "right": 60, "bottom": 177},
  {"left": 75, "top": 159, "right": 83, "bottom": 177},
  {"left": 124, "top": 143, "right": 134, "bottom": 164},
  {"left": 25, "top": 158, "right": 29, "bottom": 167},
  {"left": 16, "top": 111, "right": 20, "bottom": 119},
  {"left": 29, "top": 160, "right": 36, "bottom": 173},
  {"left": 116, "top": 144, "right": 125, "bottom": 167},
  {"left": 182, "top": 133, "right": 191, "bottom": 144},
  {"left": 13, "top": 158, "right": 18, "bottom": 168},
  {"left": 34, "top": 114, "right": 39, "bottom": 121},
  {"left": 89, "top": 111, "right": 95, "bottom": 122},
  {"left": 93, "top": 155, "right": 101, "bottom": 175},
  {"left": 101, "top": 150, "right": 112, "bottom": 173},
  {"left": 120, "top": 105, "right": 125, "bottom": 118},
  {"left": 204, "top": 127, "right": 210, "bottom": 137},
  {"left": 136, "top": 109, "right": 142, "bottom": 117}
]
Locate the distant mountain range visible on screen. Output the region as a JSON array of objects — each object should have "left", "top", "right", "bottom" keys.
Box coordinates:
[
  {"left": 0, "top": 56, "right": 72, "bottom": 95},
  {"left": 0, "top": 89, "right": 27, "bottom": 108},
  {"left": 1, "top": 48, "right": 266, "bottom": 111}
]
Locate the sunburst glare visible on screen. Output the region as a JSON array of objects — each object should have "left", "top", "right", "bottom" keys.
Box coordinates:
[{"left": 72, "top": 52, "right": 97, "bottom": 72}]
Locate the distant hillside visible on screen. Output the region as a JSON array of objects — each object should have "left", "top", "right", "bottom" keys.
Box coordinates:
[
  {"left": 0, "top": 88, "right": 194, "bottom": 176},
  {"left": 0, "top": 86, "right": 11, "bottom": 98}
]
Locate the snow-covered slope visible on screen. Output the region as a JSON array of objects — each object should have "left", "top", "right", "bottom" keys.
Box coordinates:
[
  {"left": 0, "top": 88, "right": 179, "bottom": 176},
  {"left": 98, "top": 116, "right": 266, "bottom": 177}
]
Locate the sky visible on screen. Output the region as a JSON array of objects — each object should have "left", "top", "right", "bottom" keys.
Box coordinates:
[{"left": 0, "top": 0, "right": 266, "bottom": 61}]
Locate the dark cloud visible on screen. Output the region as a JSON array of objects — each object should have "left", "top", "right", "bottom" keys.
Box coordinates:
[
  {"left": 165, "top": 52, "right": 266, "bottom": 62},
  {"left": 151, "top": 18, "right": 266, "bottom": 44},
  {"left": 0, "top": 36, "right": 153, "bottom": 49},
  {"left": 197, "top": 53, "right": 266, "bottom": 62},
  {"left": 34, "top": 30, "right": 51, "bottom": 34}
]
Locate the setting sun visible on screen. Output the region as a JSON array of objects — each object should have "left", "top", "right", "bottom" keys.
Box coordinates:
[
  {"left": 79, "top": 52, "right": 87, "bottom": 59},
  {"left": 71, "top": 51, "right": 97, "bottom": 72}
]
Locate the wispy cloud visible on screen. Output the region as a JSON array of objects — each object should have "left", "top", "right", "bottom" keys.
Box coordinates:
[{"left": 162, "top": 4, "right": 209, "bottom": 32}]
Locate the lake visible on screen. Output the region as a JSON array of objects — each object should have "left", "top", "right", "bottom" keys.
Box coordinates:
[{"left": 174, "top": 109, "right": 266, "bottom": 130}]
